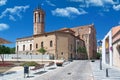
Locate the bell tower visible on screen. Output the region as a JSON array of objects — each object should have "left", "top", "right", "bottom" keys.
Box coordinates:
[{"left": 33, "top": 6, "right": 45, "bottom": 35}]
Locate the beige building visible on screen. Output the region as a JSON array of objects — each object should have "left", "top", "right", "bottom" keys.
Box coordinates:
[
  {"left": 16, "top": 7, "right": 96, "bottom": 60},
  {"left": 112, "top": 26, "right": 120, "bottom": 68},
  {"left": 71, "top": 25, "right": 97, "bottom": 59}
]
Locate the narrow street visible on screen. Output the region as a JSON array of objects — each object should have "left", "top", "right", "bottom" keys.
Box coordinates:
[{"left": 34, "top": 60, "right": 94, "bottom": 80}]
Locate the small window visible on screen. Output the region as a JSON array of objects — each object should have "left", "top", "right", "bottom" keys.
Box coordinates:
[
  {"left": 50, "top": 40, "right": 53, "bottom": 47},
  {"left": 35, "top": 13, "right": 36, "bottom": 22},
  {"left": 30, "top": 44, "right": 32, "bottom": 50},
  {"left": 17, "top": 45, "right": 19, "bottom": 51},
  {"left": 38, "top": 13, "right": 40, "bottom": 23},
  {"left": 23, "top": 45, "right": 25, "bottom": 51},
  {"left": 36, "top": 44, "right": 38, "bottom": 49},
  {"left": 41, "top": 42, "right": 43, "bottom": 48},
  {"left": 61, "top": 52, "right": 63, "bottom": 55}
]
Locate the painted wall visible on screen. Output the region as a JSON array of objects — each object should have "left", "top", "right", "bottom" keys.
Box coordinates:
[
  {"left": 102, "top": 30, "right": 113, "bottom": 66},
  {"left": 16, "top": 37, "right": 34, "bottom": 54}
]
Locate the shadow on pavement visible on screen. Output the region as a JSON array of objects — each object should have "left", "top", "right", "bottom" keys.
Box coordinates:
[
  {"left": 26, "top": 75, "right": 35, "bottom": 78},
  {"left": 0, "top": 71, "right": 16, "bottom": 77},
  {"left": 48, "top": 67, "right": 56, "bottom": 70},
  {"left": 0, "top": 73, "right": 4, "bottom": 77},
  {"left": 34, "top": 71, "right": 47, "bottom": 75},
  {"left": 4, "top": 71, "right": 16, "bottom": 75}
]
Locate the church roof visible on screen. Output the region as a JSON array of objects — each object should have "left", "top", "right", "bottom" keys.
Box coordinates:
[
  {"left": 71, "top": 24, "right": 94, "bottom": 30},
  {"left": 34, "top": 30, "right": 74, "bottom": 37},
  {"left": 59, "top": 28, "right": 75, "bottom": 33},
  {"left": 16, "top": 36, "right": 33, "bottom": 41}
]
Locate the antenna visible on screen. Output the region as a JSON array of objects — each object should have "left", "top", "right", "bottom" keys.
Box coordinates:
[{"left": 37, "top": 4, "right": 41, "bottom": 9}]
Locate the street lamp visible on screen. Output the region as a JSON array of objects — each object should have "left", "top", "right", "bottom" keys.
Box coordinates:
[{"left": 98, "top": 40, "right": 102, "bottom": 70}]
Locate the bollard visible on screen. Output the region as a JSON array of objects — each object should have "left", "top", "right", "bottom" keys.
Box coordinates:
[{"left": 106, "top": 68, "right": 109, "bottom": 77}]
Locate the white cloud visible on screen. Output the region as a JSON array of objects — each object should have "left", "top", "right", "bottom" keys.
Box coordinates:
[
  {"left": 113, "top": 4, "right": 120, "bottom": 11},
  {"left": 0, "top": 0, "right": 7, "bottom": 6},
  {"left": 52, "top": 7, "right": 87, "bottom": 17},
  {"left": 103, "top": 0, "right": 115, "bottom": 4},
  {"left": 70, "top": 0, "right": 119, "bottom": 12},
  {"left": 9, "top": 15, "right": 16, "bottom": 21},
  {"left": 0, "top": 23, "right": 9, "bottom": 31},
  {"left": 46, "top": 0, "right": 56, "bottom": 6},
  {"left": 69, "top": 0, "right": 83, "bottom": 2},
  {"left": 0, "top": 5, "right": 29, "bottom": 21},
  {"left": 70, "top": 0, "right": 115, "bottom": 6},
  {"left": 86, "top": 0, "right": 103, "bottom": 7},
  {"left": 86, "top": 0, "right": 115, "bottom": 7}
]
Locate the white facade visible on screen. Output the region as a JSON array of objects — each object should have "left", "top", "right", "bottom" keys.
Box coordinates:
[
  {"left": 16, "top": 37, "right": 34, "bottom": 54},
  {"left": 102, "top": 30, "right": 113, "bottom": 66}
]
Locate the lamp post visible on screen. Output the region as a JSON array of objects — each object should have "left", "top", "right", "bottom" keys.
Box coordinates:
[{"left": 98, "top": 40, "right": 102, "bottom": 70}]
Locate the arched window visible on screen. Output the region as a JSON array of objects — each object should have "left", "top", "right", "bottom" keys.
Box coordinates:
[
  {"left": 17, "top": 45, "right": 19, "bottom": 51},
  {"left": 35, "top": 13, "right": 36, "bottom": 22},
  {"left": 41, "top": 42, "right": 43, "bottom": 48},
  {"left": 23, "top": 45, "right": 25, "bottom": 51},
  {"left": 38, "top": 13, "right": 40, "bottom": 23},
  {"left": 61, "top": 52, "right": 63, "bottom": 55},
  {"left": 36, "top": 43, "right": 38, "bottom": 49},
  {"left": 30, "top": 44, "right": 32, "bottom": 50},
  {"left": 50, "top": 40, "right": 53, "bottom": 47}
]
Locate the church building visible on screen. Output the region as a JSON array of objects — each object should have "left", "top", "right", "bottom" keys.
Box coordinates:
[{"left": 16, "top": 7, "right": 96, "bottom": 60}]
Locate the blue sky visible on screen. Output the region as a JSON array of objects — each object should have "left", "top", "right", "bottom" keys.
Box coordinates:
[{"left": 0, "top": 0, "right": 120, "bottom": 47}]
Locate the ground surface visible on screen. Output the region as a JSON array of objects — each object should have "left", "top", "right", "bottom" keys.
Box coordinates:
[
  {"left": 1, "top": 60, "right": 120, "bottom": 80},
  {"left": 0, "top": 61, "right": 53, "bottom": 73},
  {"left": 34, "top": 60, "right": 94, "bottom": 80}
]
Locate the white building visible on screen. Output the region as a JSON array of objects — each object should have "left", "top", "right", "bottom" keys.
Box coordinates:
[
  {"left": 16, "top": 36, "right": 34, "bottom": 54},
  {"left": 102, "top": 30, "right": 113, "bottom": 66}
]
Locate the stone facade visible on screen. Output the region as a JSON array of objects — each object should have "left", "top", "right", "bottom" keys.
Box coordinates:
[
  {"left": 71, "top": 24, "right": 97, "bottom": 59},
  {"left": 33, "top": 31, "right": 84, "bottom": 60},
  {"left": 16, "top": 7, "right": 96, "bottom": 60}
]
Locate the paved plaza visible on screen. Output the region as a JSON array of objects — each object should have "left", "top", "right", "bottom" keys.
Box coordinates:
[
  {"left": 34, "top": 60, "right": 93, "bottom": 80},
  {"left": 0, "top": 60, "right": 120, "bottom": 80},
  {"left": 91, "top": 60, "right": 120, "bottom": 80}
]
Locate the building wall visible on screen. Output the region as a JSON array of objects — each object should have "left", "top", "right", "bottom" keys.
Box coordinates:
[
  {"left": 33, "top": 34, "right": 56, "bottom": 56},
  {"left": 71, "top": 24, "right": 97, "bottom": 59},
  {"left": 56, "top": 32, "right": 85, "bottom": 60},
  {"left": 56, "top": 33, "right": 69, "bottom": 60}
]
